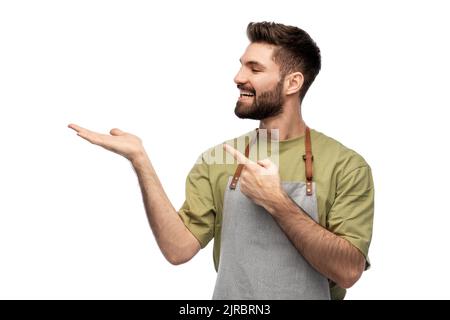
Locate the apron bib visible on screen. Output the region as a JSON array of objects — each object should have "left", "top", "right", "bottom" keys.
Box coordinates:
[{"left": 212, "top": 127, "right": 330, "bottom": 300}]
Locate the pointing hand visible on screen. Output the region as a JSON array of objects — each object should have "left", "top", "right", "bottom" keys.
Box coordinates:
[{"left": 223, "top": 143, "right": 284, "bottom": 211}]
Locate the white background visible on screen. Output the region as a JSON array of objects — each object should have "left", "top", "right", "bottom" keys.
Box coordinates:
[{"left": 1, "top": 0, "right": 449, "bottom": 299}]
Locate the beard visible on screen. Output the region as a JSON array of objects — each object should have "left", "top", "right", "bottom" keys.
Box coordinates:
[{"left": 234, "top": 80, "right": 285, "bottom": 120}]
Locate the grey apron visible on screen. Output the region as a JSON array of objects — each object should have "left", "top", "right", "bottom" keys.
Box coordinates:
[{"left": 212, "top": 127, "right": 330, "bottom": 300}]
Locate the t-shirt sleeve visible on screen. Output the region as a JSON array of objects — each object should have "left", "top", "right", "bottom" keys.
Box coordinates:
[
  {"left": 327, "top": 165, "right": 374, "bottom": 268},
  {"left": 178, "top": 153, "right": 216, "bottom": 249}
]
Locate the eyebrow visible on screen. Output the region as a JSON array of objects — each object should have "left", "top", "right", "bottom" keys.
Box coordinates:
[{"left": 239, "top": 58, "right": 267, "bottom": 70}]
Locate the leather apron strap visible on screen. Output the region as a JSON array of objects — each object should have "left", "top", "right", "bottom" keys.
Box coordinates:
[
  {"left": 229, "top": 129, "right": 259, "bottom": 190},
  {"left": 303, "top": 126, "right": 314, "bottom": 196},
  {"left": 229, "top": 126, "right": 314, "bottom": 195}
]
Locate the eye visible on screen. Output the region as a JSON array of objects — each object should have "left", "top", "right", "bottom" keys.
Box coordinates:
[{"left": 252, "top": 69, "right": 262, "bottom": 73}]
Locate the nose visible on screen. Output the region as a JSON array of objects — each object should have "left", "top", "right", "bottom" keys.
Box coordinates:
[{"left": 234, "top": 67, "right": 247, "bottom": 85}]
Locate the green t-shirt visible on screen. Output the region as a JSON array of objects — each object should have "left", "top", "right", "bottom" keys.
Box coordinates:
[{"left": 178, "top": 128, "right": 374, "bottom": 300}]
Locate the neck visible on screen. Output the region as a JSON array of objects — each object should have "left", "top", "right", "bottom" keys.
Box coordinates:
[{"left": 259, "top": 103, "right": 306, "bottom": 141}]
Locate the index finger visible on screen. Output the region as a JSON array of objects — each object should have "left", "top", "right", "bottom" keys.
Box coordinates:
[
  {"left": 67, "top": 123, "right": 106, "bottom": 144},
  {"left": 223, "top": 143, "right": 255, "bottom": 165},
  {"left": 68, "top": 123, "right": 90, "bottom": 134},
  {"left": 68, "top": 123, "right": 104, "bottom": 136}
]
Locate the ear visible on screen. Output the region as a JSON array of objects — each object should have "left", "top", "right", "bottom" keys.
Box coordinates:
[{"left": 284, "top": 72, "right": 304, "bottom": 96}]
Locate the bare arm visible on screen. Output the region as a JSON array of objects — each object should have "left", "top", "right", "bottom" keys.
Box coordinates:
[
  {"left": 130, "top": 152, "right": 200, "bottom": 264},
  {"left": 266, "top": 193, "right": 365, "bottom": 289},
  {"left": 68, "top": 124, "right": 200, "bottom": 265}
]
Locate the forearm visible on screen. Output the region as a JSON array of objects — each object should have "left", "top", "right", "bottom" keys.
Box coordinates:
[
  {"left": 131, "top": 151, "right": 200, "bottom": 264},
  {"left": 267, "top": 192, "right": 365, "bottom": 288}
]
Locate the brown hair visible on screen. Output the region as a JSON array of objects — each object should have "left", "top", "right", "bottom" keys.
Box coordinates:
[{"left": 247, "top": 21, "right": 321, "bottom": 101}]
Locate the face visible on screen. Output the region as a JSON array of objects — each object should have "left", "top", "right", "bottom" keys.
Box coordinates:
[{"left": 234, "top": 42, "right": 285, "bottom": 120}]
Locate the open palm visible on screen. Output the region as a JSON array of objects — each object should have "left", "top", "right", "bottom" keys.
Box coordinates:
[{"left": 68, "top": 123, "right": 144, "bottom": 161}]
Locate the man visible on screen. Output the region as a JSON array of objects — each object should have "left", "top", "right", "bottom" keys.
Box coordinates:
[{"left": 68, "top": 21, "right": 374, "bottom": 300}]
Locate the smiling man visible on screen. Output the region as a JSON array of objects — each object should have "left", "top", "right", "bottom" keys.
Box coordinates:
[{"left": 69, "top": 22, "right": 374, "bottom": 300}]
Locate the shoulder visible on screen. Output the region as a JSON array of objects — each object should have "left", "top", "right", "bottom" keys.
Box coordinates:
[{"left": 311, "top": 128, "right": 371, "bottom": 176}]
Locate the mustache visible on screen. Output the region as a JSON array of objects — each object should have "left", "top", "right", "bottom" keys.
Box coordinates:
[{"left": 237, "top": 84, "right": 256, "bottom": 94}]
